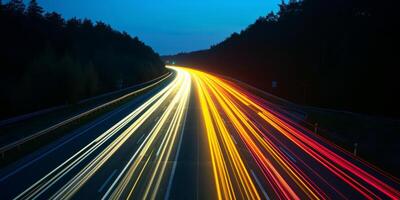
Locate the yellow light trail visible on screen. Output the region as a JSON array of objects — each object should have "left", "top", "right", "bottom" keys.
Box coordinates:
[
  {"left": 177, "top": 66, "right": 324, "bottom": 199},
  {"left": 201, "top": 73, "right": 322, "bottom": 199},
  {"left": 177, "top": 65, "right": 400, "bottom": 200},
  {"left": 185, "top": 67, "right": 261, "bottom": 200},
  {"left": 12, "top": 64, "right": 399, "bottom": 200}
]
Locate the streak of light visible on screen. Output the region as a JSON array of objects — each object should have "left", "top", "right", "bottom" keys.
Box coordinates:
[
  {"left": 176, "top": 66, "right": 400, "bottom": 200},
  {"left": 104, "top": 67, "right": 191, "bottom": 200},
  {"left": 191, "top": 69, "right": 261, "bottom": 200},
  {"left": 14, "top": 68, "right": 190, "bottom": 200}
]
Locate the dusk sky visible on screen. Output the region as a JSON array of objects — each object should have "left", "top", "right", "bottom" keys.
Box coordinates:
[{"left": 32, "top": 0, "right": 280, "bottom": 55}]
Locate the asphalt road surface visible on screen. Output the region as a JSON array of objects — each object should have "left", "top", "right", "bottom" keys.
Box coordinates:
[{"left": 0, "top": 66, "right": 399, "bottom": 200}]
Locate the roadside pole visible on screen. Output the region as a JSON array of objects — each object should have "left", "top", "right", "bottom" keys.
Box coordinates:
[
  {"left": 314, "top": 123, "right": 318, "bottom": 134},
  {"left": 353, "top": 142, "right": 358, "bottom": 156}
]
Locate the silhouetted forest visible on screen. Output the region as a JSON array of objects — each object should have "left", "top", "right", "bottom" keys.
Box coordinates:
[
  {"left": 0, "top": 0, "right": 166, "bottom": 119},
  {"left": 167, "top": 0, "right": 400, "bottom": 117}
]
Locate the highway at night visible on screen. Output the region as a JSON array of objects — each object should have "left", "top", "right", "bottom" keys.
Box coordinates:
[{"left": 0, "top": 66, "right": 399, "bottom": 200}]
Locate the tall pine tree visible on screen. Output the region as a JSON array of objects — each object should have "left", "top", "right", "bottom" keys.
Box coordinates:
[
  {"left": 5, "top": 0, "right": 25, "bottom": 14},
  {"left": 26, "top": 0, "right": 43, "bottom": 18}
]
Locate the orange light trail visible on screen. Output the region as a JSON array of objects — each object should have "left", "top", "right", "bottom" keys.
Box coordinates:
[
  {"left": 174, "top": 66, "right": 400, "bottom": 200},
  {"left": 193, "top": 71, "right": 261, "bottom": 200}
]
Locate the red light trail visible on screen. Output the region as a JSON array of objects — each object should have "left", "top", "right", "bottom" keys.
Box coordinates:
[{"left": 179, "top": 66, "right": 400, "bottom": 200}]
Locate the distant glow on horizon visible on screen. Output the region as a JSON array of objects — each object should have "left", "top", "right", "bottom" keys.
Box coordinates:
[{"left": 32, "top": 0, "right": 280, "bottom": 55}]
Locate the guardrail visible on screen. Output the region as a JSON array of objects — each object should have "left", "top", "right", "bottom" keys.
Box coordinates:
[
  {"left": 0, "top": 72, "right": 171, "bottom": 127},
  {"left": 0, "top": 72, "right": 173, "bottom": 159},
  {"left": 0, "top": 105, "right": 68, "bottom": 127}
]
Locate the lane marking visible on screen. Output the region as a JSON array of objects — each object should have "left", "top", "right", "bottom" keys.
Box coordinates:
[
  {"left": 156, "top": 137, "right": 165, "bottom": 157},
  {"left": 137, "top": 134, "right": 145, "bottom": 144},
  {"left": 250, "top": 169, "right": 271, "bottom": 200},
  {"left": 98, "top": 169, "right": 118, "bottom": 193},
  {"left": 279, "top": 146, "right": 297, "bottom": 163},
  {"left": 230, "top": 134, "right": 238, "bottom": 145}
]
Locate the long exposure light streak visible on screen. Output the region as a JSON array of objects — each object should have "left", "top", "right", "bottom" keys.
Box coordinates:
[
  {"left": 193, "top": 71, "right": 261, "bottom": 200},
  {"left": 5, "top": 65, "right": 400, "bottom": 200},
  {"left": 103, "top": 68, "right": 190, "bottom": 200},
  {"left": 13, "top": 68, "right": 191, "bottom": 200},
  {"left": 177, "top": 66, "right": 400, "bottom": 200}
]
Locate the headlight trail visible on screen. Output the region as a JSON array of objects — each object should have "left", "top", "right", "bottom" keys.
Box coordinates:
[
  {"left": 5, "top": 64, "right": 400, "bottom": 200},
  {"left": 13, "top": 68, "right": 191, "bottom": 200},
  {"left": 103, "top": 67, "right": 190, "bottom": 200},
  {"left": 177, "top": 66, "right": 400, "bottom": 200}
]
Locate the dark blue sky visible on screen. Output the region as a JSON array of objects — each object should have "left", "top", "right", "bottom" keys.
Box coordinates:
[{"left": 33, "top": 0, "right": 279, "bottom": 55}]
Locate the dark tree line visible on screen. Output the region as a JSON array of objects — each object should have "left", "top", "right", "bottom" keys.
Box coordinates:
[
  {"left": 0, "top": 0, "right": 166, "bottom": 119},
  {"left": 168, "top": 0, "right": 400, "bottom": 117}
]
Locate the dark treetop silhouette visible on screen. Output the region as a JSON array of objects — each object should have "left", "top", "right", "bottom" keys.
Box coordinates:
[
  {"left": 0, "top": 0, "right": 166, "bottom": 120},
  {"left": 167, "top": 0, "right": 400, "bottom": 118}
]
